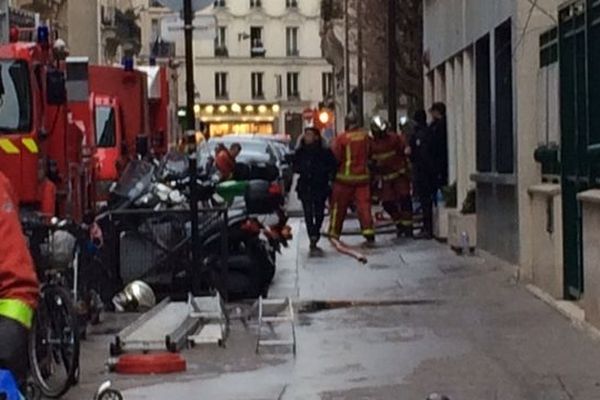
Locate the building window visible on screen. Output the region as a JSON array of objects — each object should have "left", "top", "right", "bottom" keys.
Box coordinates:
[
  {"left": 286, "top": 27, "right": 299, "bottom": 56},
  {"left": 275, "top": 74, "right": 283, "bottom": 98},
  {"left": 287, "top": 72, "right": 300, "bottom": 99},
  {"left": 215, "top": 72, "right": 228, "bottom": 99},
  {"left": 215, "top": 26, "right": 228, "bottom": 57},
  {"left": 286, "top": 0, "right": 298, "bottom": 8},
  {"left": 250, "top": 26, "right": 266, "bottom": 57},
  {"left": 214, "top": 0, "right": 226, "bottom": 7},
  {"left": 475, "top": 34, "right": 492, "bottom": 173},
  {"left": 151, "top": 18, "right": 160, "bottom": 41},
  {"left": 250, "top": 0, "right": 262, "bottom": 8},
  {"left": 252, "top": 72, "right": 265, "bottom": 99},
  {"left": 539, "top": 27, "right": 558, "bottom": 67},
  {"left": 322, "top": 72, "right": 333, "bottom": 98},
  {"left": 494, "top": 19, "right": 514, "bottom": 174}
]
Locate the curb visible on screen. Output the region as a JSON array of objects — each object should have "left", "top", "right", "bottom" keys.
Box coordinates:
[{"left": 525, "top": 284, "right": 600, "bottom": 342}]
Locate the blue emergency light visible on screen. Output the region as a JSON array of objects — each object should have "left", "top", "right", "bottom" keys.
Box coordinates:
[
  {"left": 37, "top": 25, "right": 49, "bottom": 45},
  {"left": 122, "top": 56, "right": 134, "bottom": 72}
]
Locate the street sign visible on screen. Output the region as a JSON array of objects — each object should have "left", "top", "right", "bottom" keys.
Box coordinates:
[
  {"left": 157, "top": 0, "right": 214, "bottom": 13},
  {"left": 161, "top": 14, "right": 217, "bottom": 41}
]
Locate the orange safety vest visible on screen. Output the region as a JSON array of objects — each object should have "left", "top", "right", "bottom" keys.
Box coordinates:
[
  {"left": 215, "top": 149, "right": 236, "bottom": 180},
  {"left": 371, "top": 132, "right": 408, "bottom": 182},
  {"left": 0, "top": 172, "right": 39, "bottom": 328},
  {"left": 332, "top": 129, "right": 371, "bottom": 184}
]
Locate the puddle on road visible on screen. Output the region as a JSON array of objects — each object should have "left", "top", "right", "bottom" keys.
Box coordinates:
[{"left": 298, "top": 299, "right": 443, "bottom": 314}]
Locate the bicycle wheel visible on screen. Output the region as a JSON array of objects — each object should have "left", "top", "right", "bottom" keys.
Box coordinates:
[{"left": 28, "top": 285, "right": 80, "bottom": 398}]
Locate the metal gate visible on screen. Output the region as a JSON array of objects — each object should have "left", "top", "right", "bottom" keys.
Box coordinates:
[{"left": 558, "top": 0, "right": 600, "bottom": 299}]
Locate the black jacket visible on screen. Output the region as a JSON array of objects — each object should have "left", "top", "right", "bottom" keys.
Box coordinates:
[
  {"left": 294, "top": 142, "right": 337, "bottom": 200},
  {"left": 429, "top": 116, "right": 448, "bottom": 187},
  {"left": 410, "top": 123, "right": 437, "bottom": 195}
]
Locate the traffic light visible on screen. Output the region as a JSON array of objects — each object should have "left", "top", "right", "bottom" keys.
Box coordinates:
[{"left": 314, "top": 102, "right": 334, "bottom": 130}]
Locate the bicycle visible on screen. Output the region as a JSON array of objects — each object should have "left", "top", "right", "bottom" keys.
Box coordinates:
[{"left": 22, "top": 218, "right": 82, "bottom": 399}]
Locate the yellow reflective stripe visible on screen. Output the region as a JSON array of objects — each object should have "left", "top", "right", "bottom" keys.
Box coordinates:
[
  {"left": 381, "top": 169, "right": 407, "bottom": 181},
  {"left": 329, "top": 204, "right": 339, "bottom": 238},
  {"left": 362, "top": 229, "right": 375, "bottom": 236},
  {"left": 0, "top": 299, "right": 34, "bottom": 329},
  {"left": 336, "top": 173, "right": 370, "bottom": 182},
  {"left": 22, "top": 138, "right": 39, "bottom": 154},
  {"left": 344, "top": 144, "right": 351, "bottom": 177},
  {"left": 347, "top": 131, "right": 367, "bottom": 140},
  {"left": 372, "top": 151, "right": 396, "bottom": 161},
  {"left": 0, "top": 139, "right": 19, "bottom": 154}
]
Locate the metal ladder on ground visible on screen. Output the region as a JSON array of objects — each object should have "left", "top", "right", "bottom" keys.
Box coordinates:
[
  {"left": 256, "top": 297, "right": 296, "bottom": 355},
  {"left": 187, "top": 292, "right": 229, "bottom": 347},
  {"left": 111, "top": 292, "right": 228, "bottom": 355}
]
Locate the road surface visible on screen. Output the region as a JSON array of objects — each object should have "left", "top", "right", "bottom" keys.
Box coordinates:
[{"left": 67, "top": 218, "right": 600, "bottom": 400}]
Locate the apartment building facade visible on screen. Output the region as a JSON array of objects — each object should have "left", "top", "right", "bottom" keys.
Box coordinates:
[{"left": 138, "top": 0, "right": 333, "bottom": 137}]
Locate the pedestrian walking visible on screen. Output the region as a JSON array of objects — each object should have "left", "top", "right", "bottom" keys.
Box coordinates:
[
  {"left": 410, "top": 110, "right": 436, "bottom": 239},
  {"left": 370, "top": 116, "right": 413, "bottom": 237},
  {"left": 429, "top": 102, "right": 449, "bottom": 188},
  {"left": 328, "top": 112, "right": 375, "bottom": 244},
  {"left": 0, "top": 172, "right": 39, "bottom": 386},
  {"left": 294, "top": 127, "right": 337, "bottom": 250}
]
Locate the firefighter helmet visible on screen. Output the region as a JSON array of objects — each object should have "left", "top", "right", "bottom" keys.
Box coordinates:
[{"left": 370, "top": 115, "right": 389, "bottom": 137}]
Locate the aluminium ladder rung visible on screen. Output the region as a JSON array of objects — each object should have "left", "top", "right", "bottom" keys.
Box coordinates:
[{"left": 256, "top": 296, "right": 296, "bottom": 355}]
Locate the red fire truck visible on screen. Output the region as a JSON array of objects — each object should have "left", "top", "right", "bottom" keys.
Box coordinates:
[{"left": 0, "top": 24, "right": 94, "bottom": 222}]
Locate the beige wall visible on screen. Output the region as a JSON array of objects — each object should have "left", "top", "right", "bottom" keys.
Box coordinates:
[{"left": 514, "top": 0, "right": 561, "bottom": 274}]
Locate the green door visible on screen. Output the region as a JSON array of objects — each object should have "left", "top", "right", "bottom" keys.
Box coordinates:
[{"left": 559, "top": 0, "right": 588, "bottom": 299}]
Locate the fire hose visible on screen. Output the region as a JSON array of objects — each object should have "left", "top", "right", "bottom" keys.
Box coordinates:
[{"left": 328, "top": 236, "right": 368, "bottom": 264}]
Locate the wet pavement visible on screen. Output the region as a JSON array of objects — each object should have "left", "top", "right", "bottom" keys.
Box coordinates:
[{"left": 66, "top": 218, "right": 600, "bottom": 400}]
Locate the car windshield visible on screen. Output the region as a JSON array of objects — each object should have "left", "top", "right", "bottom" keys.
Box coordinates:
[
  {"left": 95, "top": 105, "right": 116, "bottom": 147},
  {"left": 0, "top": 60, "right": 32, "bottom": 133}
]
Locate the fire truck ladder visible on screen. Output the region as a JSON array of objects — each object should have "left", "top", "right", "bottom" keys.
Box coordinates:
[{"left": 256, "top": 297, "right": 296, "bottom": 356}]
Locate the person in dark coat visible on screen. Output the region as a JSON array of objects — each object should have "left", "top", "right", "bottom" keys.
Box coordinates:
[
  {"left": 294, "top": 127, "right": 337, "bottom": 249},
  {"left": 410, "top": 110, "right": 436, "bottom": 239},
  {"left": 429, "top": 102, "right": 449, "bottom": 188}
]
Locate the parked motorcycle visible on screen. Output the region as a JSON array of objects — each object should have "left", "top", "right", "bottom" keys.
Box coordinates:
[{"left": 104, "top": 151, "right": 290, "bottom": 301}]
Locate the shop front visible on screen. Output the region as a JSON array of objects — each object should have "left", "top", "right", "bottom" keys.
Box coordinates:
[{"left": 195, "top": 103, "right": 281, "bottom": 137}]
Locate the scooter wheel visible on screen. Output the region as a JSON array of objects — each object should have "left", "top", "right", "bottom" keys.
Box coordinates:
[{"left": 98, "top": 389, "right": 123, "bottom": 400}]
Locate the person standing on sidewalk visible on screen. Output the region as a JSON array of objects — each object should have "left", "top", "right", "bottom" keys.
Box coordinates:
[
  {"left": 410, "top": 110, "right": 436, "bottom": 239},
  {"left": 0, "top": 172, "right": 39, "bottom": 385},
  {"left": 328, "top": 112, "right": 375, "bottom": 244},
  {"left": 429, "top": 102, "right": 449, "bottom": 189},
  {"left": 294, "top": 127, "right": 337, "bottom": 250}
]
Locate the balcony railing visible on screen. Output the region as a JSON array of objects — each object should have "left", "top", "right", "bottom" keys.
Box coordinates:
[
  {"left": 251, "top": 42, "right": 266, "bottom": 57},
  {"left": 215, "top": 46, "right": 229, "bottom": 57},
  {"left": 287, "top": 92, "right": 301, "bottom": 101}
]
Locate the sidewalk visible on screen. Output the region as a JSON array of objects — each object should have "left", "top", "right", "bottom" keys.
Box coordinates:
[{"left": 68, "top": 219, "right": 600, "bottom": 400}]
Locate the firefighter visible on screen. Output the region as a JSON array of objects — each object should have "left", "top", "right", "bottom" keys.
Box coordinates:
[
  {"left": 328, "top": 112, "right": 375, "bottom": 243},
  {"left": 0, "top": 172, "right": 39, "bottom": 385},
  {"left": 370, "top": 115, "right": 413, "bottom": 237},
  {"left": 215, "top": 142, "right": 241, "bottom": 181}
]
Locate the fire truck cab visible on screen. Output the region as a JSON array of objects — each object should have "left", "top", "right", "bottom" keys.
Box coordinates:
[{"left": 0, "top": 27, "right": 92, "bottom": 221}]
